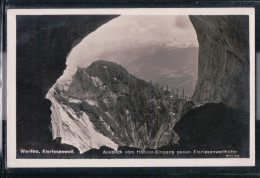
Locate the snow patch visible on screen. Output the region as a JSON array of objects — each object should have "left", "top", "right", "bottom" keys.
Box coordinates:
[
  {"left": 99, "top": 85, "right": 106, "bottom": 91},
  {"left": 46, "top": 88, "right": 118, "bottom": 153},
  {"left": 68, "top": 97, "right": 82, "bottom": 104},
  {"left": 109, "top": 91, "right": 118, "bottom": 102},
  {"left": 99, "top": 116, "right": 114, "bottom": 135},
  {"left": 169, "top": 112, "right": 175, "bottom": 116},
  {"left": 64, "top": 85, "right": 69, "bottom": 91},
  {"left": 105, "top": 111, "right": 112, "bottom": 118},
  {"left": 103, "top": 98, "right": 109, "bottom": 106},
  {"left": 105, "top": 111, "right": 119, "bottom": 127},
  {"left": 103, "top": 66, "right": 108, "bottom": 69},
  {"left": 85, "top": 99, "right": 98, "bottom": 106},
  {"left": 65, "top": 80, "right": 72, "bottom": 86},
  {"left": 91, "top": 76, "right": 103, "bottom": 87}
]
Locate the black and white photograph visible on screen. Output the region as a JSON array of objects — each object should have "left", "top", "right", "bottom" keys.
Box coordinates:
[{"left": 6, "top": 8, "right": 255, "bottom": 167}]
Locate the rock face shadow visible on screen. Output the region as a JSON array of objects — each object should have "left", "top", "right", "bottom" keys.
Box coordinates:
[{"left": 16, "top": 15, "right": 118, "bottom": 158}]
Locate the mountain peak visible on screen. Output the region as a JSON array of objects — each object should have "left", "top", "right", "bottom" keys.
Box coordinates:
[
  {"left": 88, "top": 60, "right": 128, "bottom": 72},
  {"left": 67, "top": 60, "right": 150, "bottom": 100},
  {"left": 49, "top": 60, "right": 186, "bottom": 153},
  {"left": 83, "top": 60, "right": 131, "bottom": 85}
]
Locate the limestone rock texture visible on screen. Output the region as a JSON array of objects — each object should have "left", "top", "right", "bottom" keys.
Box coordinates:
[
  {"left": 190, "top": 16, "right": 249, "bottom": 112},
  {"left": 48, "top": 60, "right": 181, "bottom": 153}
]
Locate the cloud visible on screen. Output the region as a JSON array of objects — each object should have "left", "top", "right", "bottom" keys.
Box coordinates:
[{"left": 58, "top": 15, "right": 198, "bottom": 82}]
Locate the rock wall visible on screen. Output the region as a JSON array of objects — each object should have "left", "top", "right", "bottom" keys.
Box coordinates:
[
  {"left": 16, "top": 16, "right": 118, "bottom": 157},
  {"left": 190, "top": 16, "right": 249, "bottom": 112},
  {"left": 174, "top": 103, "right": 249, "bottom": 157}
]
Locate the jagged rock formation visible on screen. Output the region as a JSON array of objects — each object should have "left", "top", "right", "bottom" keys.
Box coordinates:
[
  {"left": 47, "top": 60, "right": 184, "bottom": 153},
  {"left": 190, "top": 16, "right": 249, "bottom": 112}
]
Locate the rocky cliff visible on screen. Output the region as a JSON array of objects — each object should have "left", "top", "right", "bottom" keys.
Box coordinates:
[
  {"left": 190, "top": 16, "right": 249, "bottom": 112},
  {"left": 47, "top": 60, "right": 183, "bottom": 153},
  {"left": 16, "top": 16, "right": 118, "bottom": 157}
]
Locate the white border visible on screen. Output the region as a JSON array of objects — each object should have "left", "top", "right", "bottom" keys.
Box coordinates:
[{"left": 7, "top": 8, "right": 255, "bottom": 168}]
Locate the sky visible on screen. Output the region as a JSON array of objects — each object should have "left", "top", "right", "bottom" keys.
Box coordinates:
[{"left": 57, "top": 15, "right": 198, "bottom": 83}]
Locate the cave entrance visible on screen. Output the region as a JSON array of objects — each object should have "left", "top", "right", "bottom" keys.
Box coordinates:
[
  {"left": 45, "top": 15, "right": 199, "bottom": 153},
  {"left": 54, "top": 15, "right": 199, "bottom": 98}
]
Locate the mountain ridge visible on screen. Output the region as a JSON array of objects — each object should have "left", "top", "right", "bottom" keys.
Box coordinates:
[{"left": 47, "top": 60, "right": 187, "bottom": 153}]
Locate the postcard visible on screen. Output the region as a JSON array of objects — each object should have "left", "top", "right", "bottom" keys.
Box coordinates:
[{"left": 6, "top": 8, "right": 255, "bottom": 167}]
